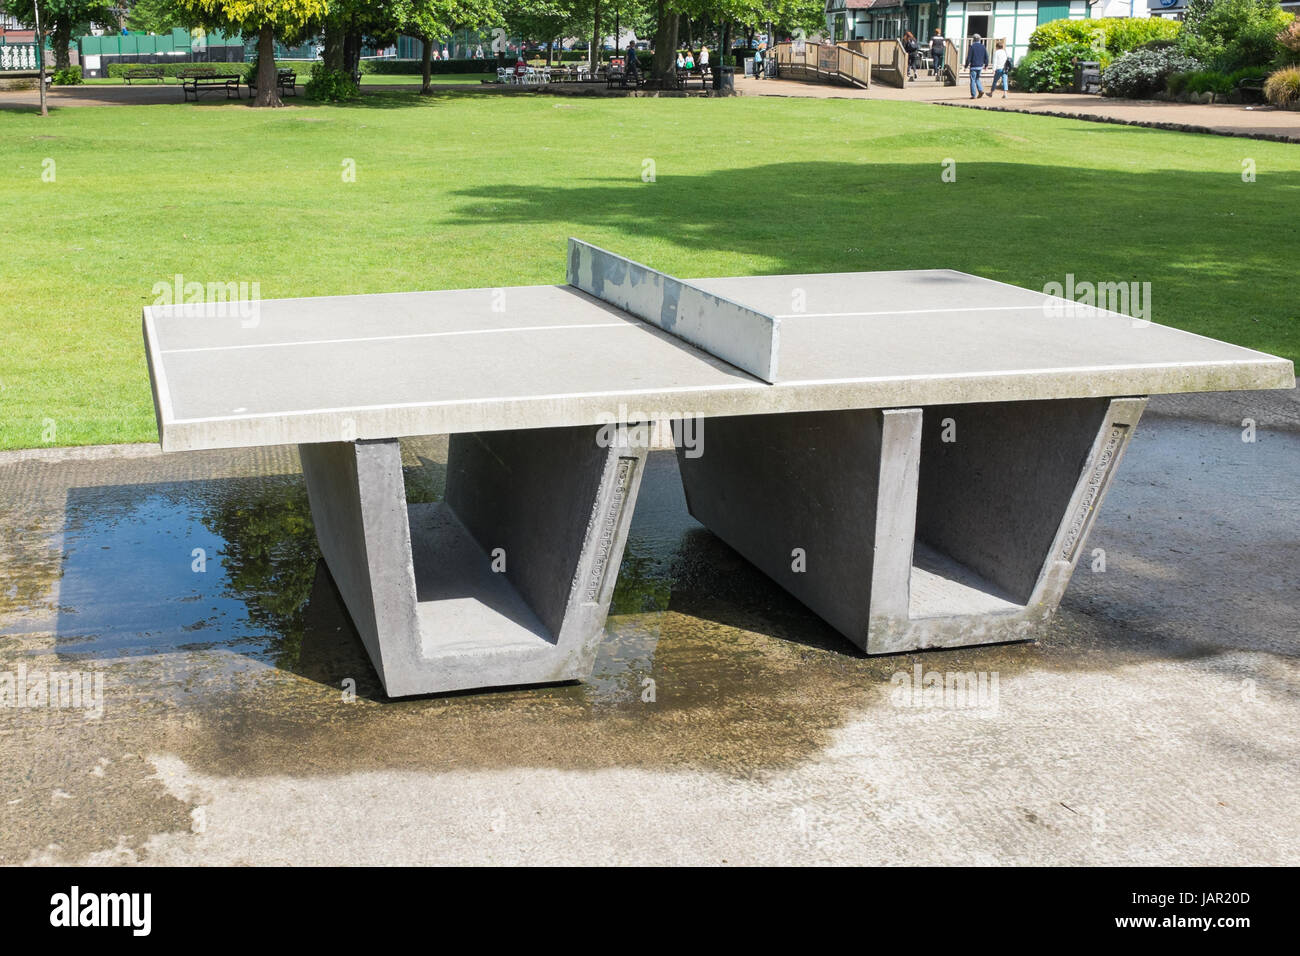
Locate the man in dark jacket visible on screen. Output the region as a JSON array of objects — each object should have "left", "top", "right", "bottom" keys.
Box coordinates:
[{"left": 965, "top": 33, "right": 988, "bottom": 99}]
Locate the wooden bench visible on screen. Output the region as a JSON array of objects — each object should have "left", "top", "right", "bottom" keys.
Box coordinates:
[
  {"left": 248, "top": 68, "right": 298, "bottom": 98},
  {"left": 121, "top": 66, "right": 164, "bottom": 85},
  {"left": 182, "top": 73, "right": 242, "bottom": 102},
  {"left": 1237, "top": 76, "right": 1266, "bottom": 103},
  {"left": 606, "top": 67, "right": 646, "bottom": 90}
]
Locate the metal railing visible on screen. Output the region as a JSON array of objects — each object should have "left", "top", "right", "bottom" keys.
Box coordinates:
[
  {"left": 770, "top": 41, "right": 870, "bottom": 90},
  {"left": 0, "top": 42, "right": 39, "bottom": 71}
]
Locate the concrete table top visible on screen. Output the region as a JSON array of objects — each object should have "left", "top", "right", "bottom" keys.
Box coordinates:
[{"left": 144, "top": 257, "right": 1293, "bottom": 452}]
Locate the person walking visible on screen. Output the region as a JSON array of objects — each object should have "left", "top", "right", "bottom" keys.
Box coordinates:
[
  {"left": 902, "top": 31, "right": 920, "bottom": 82},
  {"left": 625, "top": 39, "right": 640, "bottom": 86},
  {"left": 991, "top": 38, "right": 1010, "bottom": 98},
  {"left": 929, "top": 28, "right": 945, "bottom": 76},
  {"left": 965, "top": 33, "right": 988, "bottom": 98},
  {"left": 753, "top": 43, "right": 765, "bottom": 80}
]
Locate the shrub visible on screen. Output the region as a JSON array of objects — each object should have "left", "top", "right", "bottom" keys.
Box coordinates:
[
  {"left": 51, "top": 65, "right": 83, "bottom": 85},
  {"left": 304, "top": 63, "right": 359, "bottom": 101},
  {"left": 1102, "top": 46, "right": 1204, "bottom": 97},
  {"left": 1264, "top": 63, "right": 1300, "bottom": 103},
  {"left": 1277, "top": 18, "right": 1300, "bottom": 63},
  {"left": 1015, "top": 42, "right": 1105, "bottom": 92},
  {"left": 1171, "top": 64, "right": 1271, "bottom": 96},
  {"left": 1029, "top": 17, "right": 1181, "bottom": 57},
  {"left": 1103, "top": 17, "right": 1184, "bottom": 55}
]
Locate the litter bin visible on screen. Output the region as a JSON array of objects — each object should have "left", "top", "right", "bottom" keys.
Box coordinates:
[
  {"left": 1073, "top": 60, "right": 1101, "bottom": 94},
  {"left": 713, "top": 64, "right": 735, "bottom": 94}
]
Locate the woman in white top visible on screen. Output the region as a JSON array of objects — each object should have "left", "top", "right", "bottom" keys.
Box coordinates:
[{"left": 992, "top": 39, "right": 1011, "bottom": 98}]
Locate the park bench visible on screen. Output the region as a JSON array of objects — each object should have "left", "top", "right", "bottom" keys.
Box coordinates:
[
  {"left": 1237, "top": 76, "right": 1266, "bottom": 103},
  {"left": 606, "top": 65, "right": 645, "bottom": 90},
  {"left": 686, "top": 65, "right": 712, "bottom": 89},
  {"left": 121, "top": 66, "right": 164, "bottom": 84},
  {"left": 141, "top": 238, "right": 1294, "bottom": 698},
  {"left": 182, "top": 72, "right": 243, "bottom": 101},
  {"left": 247, "top": 68, "right": 298, "bottom": 98}
]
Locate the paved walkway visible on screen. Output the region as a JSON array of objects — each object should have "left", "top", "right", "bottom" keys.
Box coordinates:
[
  {"left": 2, "top": 390, "right": 1298, "bottom": 865},
  {"left": 4, "top": 75, "right": 1298, "bottom": 142},
  {"left": 735, "top": 74, "right": 1300, "bottom": 142}
]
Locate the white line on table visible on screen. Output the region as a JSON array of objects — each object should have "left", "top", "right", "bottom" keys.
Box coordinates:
[{"left": 160, "top": 322, "right": 636, "bottom": 354}]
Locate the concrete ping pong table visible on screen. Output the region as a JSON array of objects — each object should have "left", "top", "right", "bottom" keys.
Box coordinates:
[{"left": 143, "top": 239, "right": 1295, "bottom": 697}]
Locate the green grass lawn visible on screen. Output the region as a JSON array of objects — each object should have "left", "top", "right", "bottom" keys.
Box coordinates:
[{"left": 1, "top": 89, "right": 1297, "bottom": 449}]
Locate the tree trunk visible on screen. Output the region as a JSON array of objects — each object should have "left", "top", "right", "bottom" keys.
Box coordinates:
[
  {"left": 590, "top": 0, "right": 601, "bottom": 72},
  {"left": 53, "top": 19, "right": 72, "bottom": 71},
  {"left": 323, "top": 22, "right": 344, "bottom": 72},
  {"left": 252, "top": 24, "right": 281, "bottom": 107},
  {"left": 651, "top": 0, "right": 678, "bottom": 82},
  {"left": 421, "top": 36, "right": 434, "bottom": 94},
  {"left": 344, "top": 32, "right": 362, "bottom": 77}
]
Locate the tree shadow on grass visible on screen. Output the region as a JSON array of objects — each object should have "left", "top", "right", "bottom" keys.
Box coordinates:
[{"left": 445, "top": 159, "right": 1299, "bottom": 361}]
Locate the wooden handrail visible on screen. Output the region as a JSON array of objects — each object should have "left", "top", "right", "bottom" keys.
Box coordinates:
[{"left": 770, "top": 41, "right": 871, "bottom": 90}]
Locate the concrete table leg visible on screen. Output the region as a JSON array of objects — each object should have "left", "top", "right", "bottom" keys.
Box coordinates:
[
  {"left": 676, "top": 398, "right": 1146, "bottom": 654},
  {"left": 299, "top": 423, "right": 650, "bottom": 696}
]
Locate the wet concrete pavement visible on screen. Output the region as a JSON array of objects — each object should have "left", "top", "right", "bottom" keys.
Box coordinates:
[{"left": 0, "top": 392, "right": 1297, "bottom": 865}]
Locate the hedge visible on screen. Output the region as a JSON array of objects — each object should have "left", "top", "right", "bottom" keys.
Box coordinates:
[
  {"left": 106, "top": 62, "right": 231, "bottom": 78},
  {"left": 360, "top": 57, "right": 493, "bottom": 75},
  {"left": 1029, "top": 17, "right": 1182, "bottom": 58}
]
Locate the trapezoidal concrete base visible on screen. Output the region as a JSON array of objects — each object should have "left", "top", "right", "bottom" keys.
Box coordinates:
[
  {"left": 299, "top": 423, "right": 649, "bottom": 697},
  {"left": 676, "top": 397, "right": 1146, "bottom": 655}
]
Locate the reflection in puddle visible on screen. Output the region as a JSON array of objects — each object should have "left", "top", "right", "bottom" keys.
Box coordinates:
[
  {"left": 56, "top": 479, "right": 316, "bottom": 663},
  {"left": 34, "top": 451, "right": 758, "bottom": 705}
]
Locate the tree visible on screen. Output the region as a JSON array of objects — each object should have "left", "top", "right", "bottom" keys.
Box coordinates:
[
  {"left": 500, "top": 0, "right": 583, "bottom": 65},
  {"left": 172, "top": 0, "right": 328, "bottom": 106},
  {"left": 7, "top": 0, "right": 116, "bottom": 70},
  {"left": 404, "top": 0, "right": 497, "bottom": 93},
  {"left": 319, "top": 0, "right": 408, "bottom": 79},
  {"left": 126, "top": 0, "right": 178, "bottom": 33},
  {"left": 1181, "top": 0, "right": 1293, "bottom": 70}
]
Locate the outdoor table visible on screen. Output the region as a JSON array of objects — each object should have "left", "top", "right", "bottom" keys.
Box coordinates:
[{"left": 142, "top": 240, "right": 1294, "bottom": 696}]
